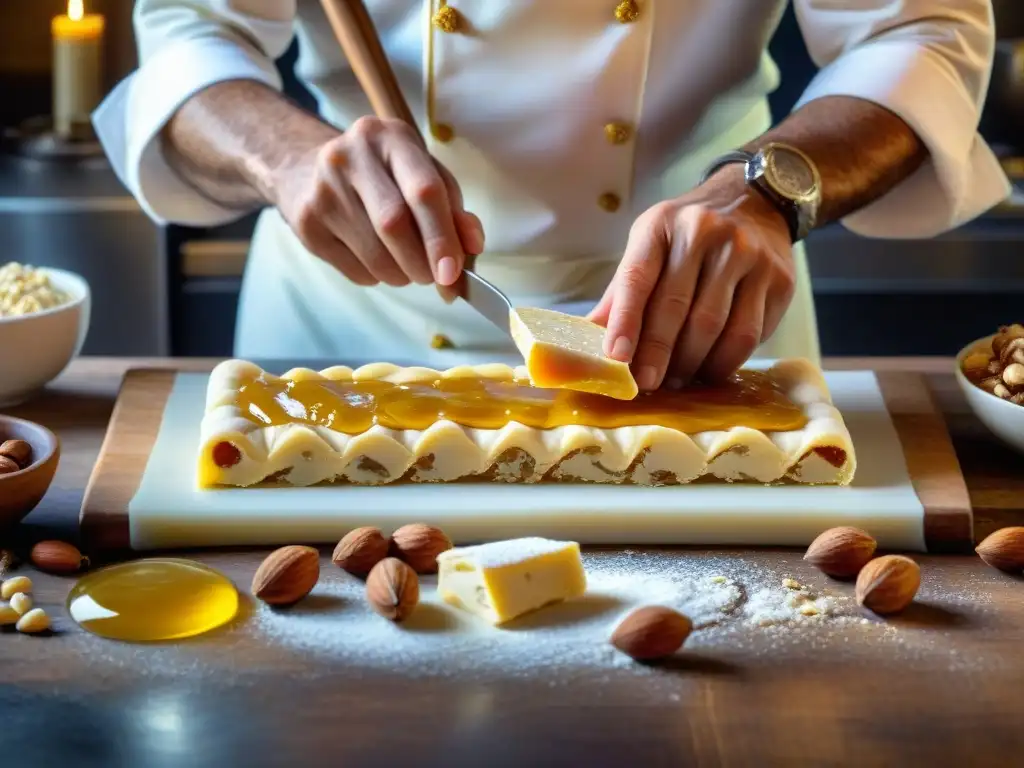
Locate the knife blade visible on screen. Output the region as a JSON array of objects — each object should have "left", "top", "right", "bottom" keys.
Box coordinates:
[{"left": 459, "top": 268, "right": 514, "bottom": 337}]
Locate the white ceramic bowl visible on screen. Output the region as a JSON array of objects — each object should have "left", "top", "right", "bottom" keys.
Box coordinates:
[
  {"left": 0, "top": 268, "right": 91, "bottom": 407},
  {"left": 954, "top": 334, "right": 1024, "bottom": 456}
]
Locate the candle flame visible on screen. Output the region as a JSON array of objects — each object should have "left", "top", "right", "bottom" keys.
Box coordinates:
[{"left": 68, "top": 0, "right": 84, "bottom": 22}]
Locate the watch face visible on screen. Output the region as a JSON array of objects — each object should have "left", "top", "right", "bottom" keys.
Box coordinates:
[{"left": 768, "top": 148, "right": 816, "bottom": 199}]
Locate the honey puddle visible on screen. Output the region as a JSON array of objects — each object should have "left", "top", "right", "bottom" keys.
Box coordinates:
[{"left": 67, "top": 559, "right": 239, "bottom": 642}]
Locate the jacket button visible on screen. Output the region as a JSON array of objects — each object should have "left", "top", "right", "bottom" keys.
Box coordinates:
[
  {"left": 614, "top": 0, "right": 640, "bottom": 23},
  {"left": 604, "top": 122, "right": 632, "bottom": 145},
  {"left": 430, "top": 334, "right": 455, "bottom": 350},
  {"left": 432, "top": 123, "right": 455, "bottom": 143},
  {"left": 432, "top": 6, "right": 460, "bottom": 33},
  {"left": 598, "top": 193, "right": 621, "bottom": 213}
]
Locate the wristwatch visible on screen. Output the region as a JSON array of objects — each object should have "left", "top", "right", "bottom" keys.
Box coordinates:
[{"left": 699, "top": 142, "right": 822, "bottom": 243}]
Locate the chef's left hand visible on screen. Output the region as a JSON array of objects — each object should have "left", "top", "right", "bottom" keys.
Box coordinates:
[{"left": 588, "top": 166, "right": 796, "bottom": 390}]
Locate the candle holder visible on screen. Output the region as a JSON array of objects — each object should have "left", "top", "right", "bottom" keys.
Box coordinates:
[{"left": 1, "top": 115, "right": 105, "bottom": 164}]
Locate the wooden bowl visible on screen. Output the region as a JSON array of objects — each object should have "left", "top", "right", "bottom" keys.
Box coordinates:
[{"left": 0, "top": 415, "right": 60, "bottom": 529}]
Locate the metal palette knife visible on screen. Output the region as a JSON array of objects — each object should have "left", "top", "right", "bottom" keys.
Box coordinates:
[{"left": 318, "top": 0, "right": 515, "bottom": 336}]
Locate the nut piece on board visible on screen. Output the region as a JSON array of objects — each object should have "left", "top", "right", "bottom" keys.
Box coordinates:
[
  {"left": 251, "top": 545, "right": 320, "bottom": 606},
  {"left": 30, "top": 540, "right": 90, "bottom": 574},
  {"left": 0, "top": 439, "right": 32, "bottom": 467},
  {"left": 389, "top": 523, "right": 453, "bottom": 574},
  {"left": 332, "top": 527, "right": 390, "bottom": 576},
  {"left": 9, "top": 592, "right": 31, "bottom": 615},
  {"left": 610, "top": 605, "right": 693, "bottom": 661},
  {"left": 855, "top": 555, "right": 920, "bottom": 615},
  {"left": 1, "top": 576, "right": 32, "bottom": 600},
  {"left": 15, "top": 608, "right": 50, "bottom": 634},
  {"left": 803, "top": 526, "right": 877, "bottom": 579},
  {"left": 975, "top": 526, "right": 1024, "bottom": 572},
  {"left": 366, "top": 557, "right": 419, "bottom": 622}
]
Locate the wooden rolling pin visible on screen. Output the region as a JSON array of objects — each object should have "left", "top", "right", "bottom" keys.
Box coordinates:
[
  {"left": 319, "top": 0, "right": 501, "bottom": 308},
  {"left": 318, "top": 0, "right": 422, "bottom": 142}
]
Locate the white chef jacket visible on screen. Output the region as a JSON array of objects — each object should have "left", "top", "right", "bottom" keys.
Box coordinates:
[{"left": 93, "top": 0, "right": 1009, "bottom": 368}]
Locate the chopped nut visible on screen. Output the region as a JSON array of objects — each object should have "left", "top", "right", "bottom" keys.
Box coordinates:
[
  {"left": 979, "top": 375, "right": 1002, "bottom": 393},
  {"left": 15, "top": 608, "right": 50, "bottom": 634},
  {"left": 993, "top": 324, "right": 1024, "bottom": 357},
  {"left": 710, "top": 575, "right": 728, "bottom": 584},
  {"left": 1003, "top": 363, "right": 1024, "bottom": 388},
  {"left": 9, "top": 592, "right": 31, "bottom": 615},
  {"left": 0, "top": 263, "right": 70, "bottom": 317},
  {"left": 782, "top": 578, "right": 801, "bottom": 590},
  {"left": 1, "top": 576, "right": 32, "bottom": 600},
  {"left": 799, "top": 604, "right": 820, "bottom": 616},
  {"left": 0, "top": 439, "right": 32, "bottom": 467},
  {"left": 962, "top": 351, "right": 992, "bottom": 378}
]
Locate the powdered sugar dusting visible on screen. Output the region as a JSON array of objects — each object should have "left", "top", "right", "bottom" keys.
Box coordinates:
[
  {"left": 437, "top": 537, "right": 576, "bottom": 568},
  {"left": 242, "top": 551, "right": 911, "bottom": 679},
  {"left": 62, "top": 550, "right": 1007, "bottom": 686}
]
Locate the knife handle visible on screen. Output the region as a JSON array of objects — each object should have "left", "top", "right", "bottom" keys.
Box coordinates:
[
  {"left": 318, "top": 0, "right": 423, "bottom": 144},
  {"left": 320, "top": 0, "right": 483, "bottom": 306}
]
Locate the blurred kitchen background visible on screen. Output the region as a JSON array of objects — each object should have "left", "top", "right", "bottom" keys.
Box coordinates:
[{"left": 2, "top": 0, "right": 1023, "bottom": 358}]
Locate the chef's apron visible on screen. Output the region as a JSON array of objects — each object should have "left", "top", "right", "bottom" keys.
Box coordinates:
[{"left": 234, "top": 95, "right": 820, "bottom": 369}]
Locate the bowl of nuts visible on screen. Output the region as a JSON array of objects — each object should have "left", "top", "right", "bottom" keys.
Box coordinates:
[
  {"left": 956, "top": 324, "right": 1024, "bottom": 455},
  {"left": 0, "top": 416, "right": 60, "bottom": 529},
  {"left": 0, "top": 262, "right": 91, "bottom": 407}
]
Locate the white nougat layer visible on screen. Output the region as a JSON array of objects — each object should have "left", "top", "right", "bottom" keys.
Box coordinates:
[{"left": 197, "top": 358, "right": 856, "bottom": 488}]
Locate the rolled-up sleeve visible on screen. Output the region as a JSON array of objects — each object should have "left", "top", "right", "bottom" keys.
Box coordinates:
[
  {"left": 792, "top": 0, "right": 1010, "bottom": 238},
  {"left": 92, "top": 0, "right": 297, "bottom": 226}
]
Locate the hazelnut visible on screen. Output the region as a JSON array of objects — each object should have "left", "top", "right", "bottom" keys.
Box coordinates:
[
  {"left": 251, "top": 545, "right": 320, "bottom": 605},
  {"left": 365, "top": 557, "right": 419, "bottom": 622},
  {"left": 389, "top": 523, "right": 453, "bottom": 574},
  {"left": 855, "top": 555, "right": 920, "bottom": 615},
  {"left": 610, "top": 606, "right": 692, "bottom": 661},
  {"left": 803, "top": 526, "right": 877, "bottom": 579},
  {"left": 975, "top": 526, "right": 1024, "bottom": 572},
  {"left": 332, "top": 526, "right": 389, "bottom": 576}
]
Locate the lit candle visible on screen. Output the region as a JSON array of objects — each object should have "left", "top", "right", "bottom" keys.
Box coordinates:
[{"left": 52, "top": 0, "right": 105, "bottom": 138}]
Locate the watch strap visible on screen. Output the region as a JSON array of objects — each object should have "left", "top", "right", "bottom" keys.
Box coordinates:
[
  {"left": 698, "top": 150, "right": 754, "bottom": 186},
  {"left": 699, "top": 149, "right": 806, "bottom": 244}
]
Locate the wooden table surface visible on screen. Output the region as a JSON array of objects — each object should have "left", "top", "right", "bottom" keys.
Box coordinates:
[{"left": 3, "top": 357, "right": 1024, "bottom": 767}]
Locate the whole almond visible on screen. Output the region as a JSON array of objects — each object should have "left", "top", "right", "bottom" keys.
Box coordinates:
[
  {"left": 0, "top": 576, "right": 32, "bottom": 600},
  {"left": 0, "top": 456, "right": 19, "bottom": 475},
  {"left": 15, "top": 608, "right": 50, "bottom": 634},
  {"left": 855, "top": 555, "right": 920, "bottom": 615},
  {"left": 251, "top": 545, "right": 320, "bottom": 605},
  {"left": 389, "top": 523, "right": 452, "bottom": 573},
  {"left": 610, "top": 605, "right": 692, "bottom": 661},
  {"left": 30, "top": 540, "right": 89, "bottom": 574},
  {"left": 9, "top": 592, "right": 32, "bottom": 615},
  {"left": 0, "top": 439, "right": 31, "bottom": 468},
  {"left": 975, "top": 526, "right": 1024, "bottom": 572},
  {"left": 804, "top": 526, "right": 877, "bottom": 578},
  {"left": 332, "top": 526, "right": 389, "bottom": 575},
  {"left": 366, "top": 557, "right": 419, "bottom": 621}
]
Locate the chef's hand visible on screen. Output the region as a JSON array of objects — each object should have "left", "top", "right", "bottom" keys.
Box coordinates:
[
  {"left": 271, "top": 116, "right": 484, "bottom": 287},
  {"left": 588, "top": 166, "right": 795, "bottom": 389}
]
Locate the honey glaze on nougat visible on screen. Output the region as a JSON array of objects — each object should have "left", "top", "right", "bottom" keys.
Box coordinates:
[{"left": 234, "top": 370, "right": 808, "bottom": 434}]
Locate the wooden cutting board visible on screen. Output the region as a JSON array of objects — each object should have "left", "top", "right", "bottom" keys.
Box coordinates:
[{"left": 80, "top": 368, "right": 972, "bottom": 556}]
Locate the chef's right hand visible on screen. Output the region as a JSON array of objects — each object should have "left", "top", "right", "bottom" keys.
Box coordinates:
[{"left": 270, "top": 116, "right": 485, "bottom": 287}]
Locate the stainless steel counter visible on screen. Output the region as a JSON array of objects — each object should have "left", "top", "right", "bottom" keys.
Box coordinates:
[{"left": 0, "top": 151, "right": 168, "bottom": 356}]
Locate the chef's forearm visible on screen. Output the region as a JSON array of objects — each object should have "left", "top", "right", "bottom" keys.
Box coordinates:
[
  {"left": 161, "top": 80, "right": 340, "bottom": 210},
  {"left": 744, "top": 95, "right": 929, "bottom": 226}
]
